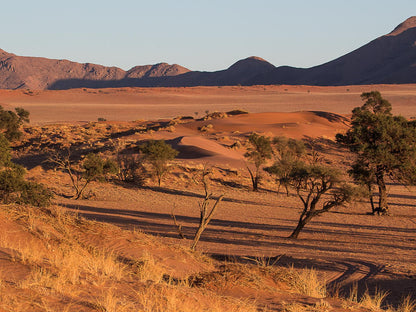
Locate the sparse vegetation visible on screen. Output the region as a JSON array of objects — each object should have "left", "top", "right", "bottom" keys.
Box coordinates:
[
  {"left": 190, "top": 166, "right": 224, "bottom": 251},
  {"left": 0, "top": 133, "right": 52, "bottom": 206},
  {"left": 0, "top": 100, "right": 414, "bottom": 311},
  {"left": 140, "top": 139, "right": 178, "bottom": 186},
  {"left": 48, "top": 148, "right": 118, "bottom": 199}
]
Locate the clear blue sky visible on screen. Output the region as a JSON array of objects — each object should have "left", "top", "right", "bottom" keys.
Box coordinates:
[{"left": 1, "top": 0, "right": 415, "bottom": 71}]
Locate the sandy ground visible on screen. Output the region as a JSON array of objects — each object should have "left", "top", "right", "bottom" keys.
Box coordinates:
[
  {"left": 16, "top": 106, "right": 415, "bottom": 306},
  {"left": 4, "top": 85, "right": 415, "bottom": 308},
  {"left": 1, "top": 84, "right": 416, "bottom": 124}
]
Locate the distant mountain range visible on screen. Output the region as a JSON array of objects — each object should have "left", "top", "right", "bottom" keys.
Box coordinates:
[{"left": 1, "top": 17, "right": 415, "bottom": 90}]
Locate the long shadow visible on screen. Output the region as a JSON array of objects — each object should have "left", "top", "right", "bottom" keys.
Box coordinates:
[
  {"left": 388, "top": 193, "right": 416, "bottom": 200},
  {"left": 64, "top": 203, "right": 285, "bottom": 232},
  {"left": 310, "top": 219, "right": 416, "bottom": 234},
  {"left": 64, "top": 203, "right": 416, "bottom": 256},
  {"left": 122, "top": 185, "right": 269, "bottom": 206},
  {"left": 276, "top": 217, "right": 416, "bottom": 234},
  {"left": 209, "top": 253, "right": 415, "bottom": 308}
]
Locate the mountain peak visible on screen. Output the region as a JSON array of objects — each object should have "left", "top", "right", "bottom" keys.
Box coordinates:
[
  {"left": 228, "top": 56, "right": 275, "bottom": 70},
  {"left": 387, "top": 16, "right": 416, "bottom": 36},
  {"left": 246, "top": 56, "right": 268, "bottom": 62}
]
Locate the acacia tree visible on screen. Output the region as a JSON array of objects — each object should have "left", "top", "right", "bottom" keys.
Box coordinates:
[
  {"left": 140, "top": 140, "right": 178, "bottom": 186},
  {"left": 267, "top": 155, "right": 354, "bottom": 238},
  {"left": 267, "top": 136, "right": 306, "bottom": 195},
  {"left": 48, "top": 149, "right": 117, "bottom": 199},
  {"left": 336, "top": 91, "right": 416, "bottom": 214},
  {"left": 244, "top": 133, "right": 272, "bottom": 191}
]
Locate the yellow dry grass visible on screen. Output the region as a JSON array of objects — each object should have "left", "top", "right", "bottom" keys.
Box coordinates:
[{"left": 0, "top": 204, "right": 265, "bottom": 311}]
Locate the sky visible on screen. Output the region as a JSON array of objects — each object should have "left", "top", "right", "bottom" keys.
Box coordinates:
[{"left": 1, "top": 0, "right": 415, "bottom": 71}]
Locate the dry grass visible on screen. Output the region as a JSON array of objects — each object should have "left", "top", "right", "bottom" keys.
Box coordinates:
[
  {"left": 340, "top": 284, "right": 416, "bottom": 312},
  {"left": 396, "top": 296, "right": 416, "bottom": 312},
  {"left": 0, "top": 204, "right": 272, "bottom": 311},
  {"left": 0, "top": 200, "right": 413, "bottom": 311},
  {"left": 359, "top": 288, "right": 389, "bottom": 311},
  {"left": 280, "top": 266, "right": 327, "bottom": 298}
]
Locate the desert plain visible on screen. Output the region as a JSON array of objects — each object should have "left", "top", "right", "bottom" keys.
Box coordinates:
[
  {"left": 1, "top": 84, "right": 416, "bottom": 123},
  {"left": 0, "top": 84, "right": 415, "bottom": 311}
]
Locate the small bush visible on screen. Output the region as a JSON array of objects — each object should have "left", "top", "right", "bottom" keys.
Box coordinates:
[
  {"left": 0, "top": 132, "right": 52, "bottom": 207},
  {"left": 116, "top": 153, "right": 147, "bottom": 184},
  {"left": 226, "top": 109, "right": 249, "bottom": 116},
  {"left": 19, "top": 182, "right": 53, "bottom": 207},
  {"left": 0, "top": 165, "right": 26, "bottom": 203}
]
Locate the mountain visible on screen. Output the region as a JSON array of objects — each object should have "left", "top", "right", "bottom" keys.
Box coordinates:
[
  {"left": 0, "top": 17, "right": 415, "bottom": 89},
  {"left": 46, "top": 56, "right": 276, "bottom": 89},
  {"left": 247, "top": 16, "right": 416, "bottom": 86},
  {"left": 126, "top": 63, "right": 190, "bottom": 79},
  {"left": 0, "top": 50, "right": 189, "bottom": 90}
]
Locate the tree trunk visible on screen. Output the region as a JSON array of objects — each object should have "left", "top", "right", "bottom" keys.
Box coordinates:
[
  {"left": 247, "top": 166, "right": 259, "bottom": 191},
  {"left": 253, "top": 176, "right": 258, "bottom": 191},
  {"left": 191, "top": 224, "right": 206, "bottom": 251},
  {"left": 289, "top": 211, "right": 313, "bottom": 239},
  {"left": 376, "top": 170, "right": 388, "bottom": 214},
  {"left": 367, "top": 184, "right": 376, "bottom": 214}
]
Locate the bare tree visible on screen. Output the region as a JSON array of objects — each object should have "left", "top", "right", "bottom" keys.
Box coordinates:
[
  {"left": 191, "top": 167, "right": 224, "bottom": 250},
  {"left": 171, "top": 166, "right": 224, "bottom": 251},
  {"left": 47, "top": 147, "right": 117, "bottom": 199}
]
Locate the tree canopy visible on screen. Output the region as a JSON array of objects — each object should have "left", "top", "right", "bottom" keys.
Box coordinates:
[
  {"left": 244, "top": 133, "right": 273, "bottom": 191},
  {"left": 0, "top": 106, "right": 30, "bottom": 141},
  {"left": 336, "top": 91, "right": 416, "bottom": 214},
  {"left": 140, "top": 140, "right": 178, "bottom": 186},
  {"left": 266, "top": 137, "right": 354, "bottom": 238}
]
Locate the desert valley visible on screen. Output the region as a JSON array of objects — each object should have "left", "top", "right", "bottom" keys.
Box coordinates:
[{"left": 0, "top": 16, "right": 415, "bottom": 312}]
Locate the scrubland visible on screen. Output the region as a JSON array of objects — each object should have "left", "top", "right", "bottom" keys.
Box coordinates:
[{"left": 0, "top": 86, "right": 415, "bottom": 311}]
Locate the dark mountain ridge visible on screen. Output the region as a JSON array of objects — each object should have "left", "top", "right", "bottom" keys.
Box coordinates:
[
  {"left": 247, "top": 16, "right": 416, "bottom": 86},
  {"left": 0, "top": 17, "right": 415, "bottom": 90}
]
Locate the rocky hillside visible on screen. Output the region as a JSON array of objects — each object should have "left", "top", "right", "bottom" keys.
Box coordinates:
[
  {"left": 0, "top": 49, "right": 188, "bottom": 90},
  {"left": 0, "top": 17, "right": 415, "bottom": 89}
]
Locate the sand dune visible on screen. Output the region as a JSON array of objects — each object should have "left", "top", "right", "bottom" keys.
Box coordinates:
[
  {"left": 1, "top": 84, "right": 416, "bottom": 124},
  {"left": 172, "top": 136, "right": 243, "bottom": 160}
]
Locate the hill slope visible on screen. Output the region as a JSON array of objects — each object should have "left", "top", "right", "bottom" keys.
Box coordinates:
[
  {"left": 248, "top": 16, "right": 416, "bottom": 86},
  {"left": 0, "top": 17, "right": 415, "bottom": 89},
  {"left": 0, "top": 50, "right": 188, "bottom": 90}
]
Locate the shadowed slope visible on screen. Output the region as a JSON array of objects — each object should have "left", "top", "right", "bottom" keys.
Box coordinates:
[{"left": 248, "top": 17, "right": 416, "bottom": 86}]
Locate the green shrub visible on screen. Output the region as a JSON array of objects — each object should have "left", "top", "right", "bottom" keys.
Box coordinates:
[
  {"left": 0, "top": 106, "right": 30, "bottom": 141},
  {"left": 19, "top": 182, "right": 53, "bottom": 207},
  {"left": 0, "top": 130, "right": 52, "bottom": 207},
  {"left": 140, "top": 140, "right": 178, "bottom": 186}
]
